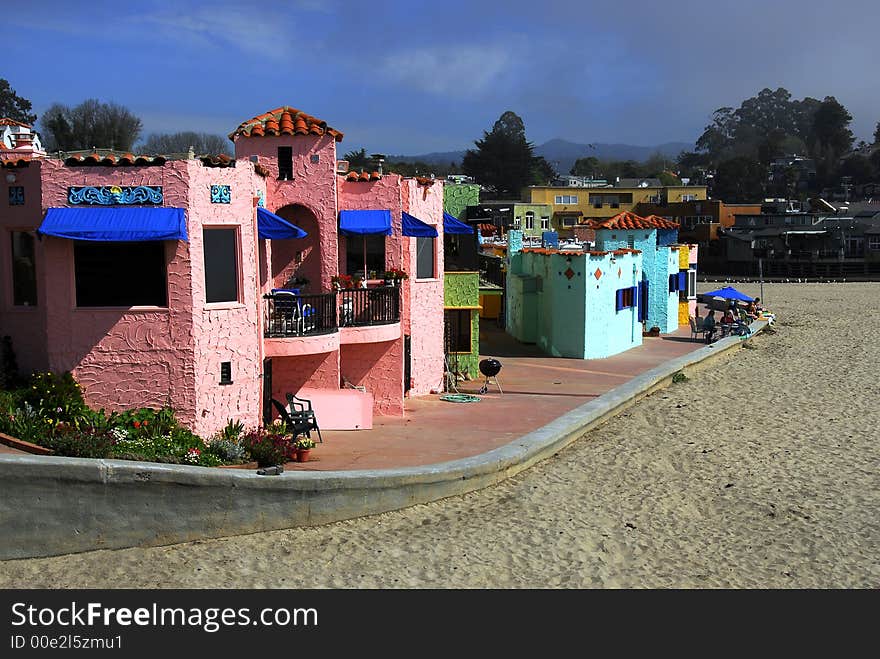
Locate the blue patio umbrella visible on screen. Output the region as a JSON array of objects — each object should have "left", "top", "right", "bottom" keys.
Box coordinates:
[{"left": 702, "top": 286, "right": 754, "bottom": 302}]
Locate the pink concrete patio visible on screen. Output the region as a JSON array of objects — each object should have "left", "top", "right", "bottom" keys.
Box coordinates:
[
  {"left": 0, "top": 325, "right": 705, "bottom": 468},
  {"left": 277, "top": 323, "right": 704, "bottom": 471}
]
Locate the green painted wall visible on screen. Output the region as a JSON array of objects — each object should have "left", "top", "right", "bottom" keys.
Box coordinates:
[
  {"left": 443, "top": 183, "right": 480, "bottom": 220},
  {"left": 443, "top": 271, "right": 480, "bottom": 379},
  {"left": 513, "top": 203, "right": 554, "bottom": 238}
]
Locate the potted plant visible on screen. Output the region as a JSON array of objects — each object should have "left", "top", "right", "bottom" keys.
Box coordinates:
[
  {"left": 331, "top": 274, "right": 354, "bottom": 291},
  {"left": 383, "top": 268, "right": 409, "bottom": 286},
  {"left": 294, "top": 436, "right": 315, "bottom": 462}
]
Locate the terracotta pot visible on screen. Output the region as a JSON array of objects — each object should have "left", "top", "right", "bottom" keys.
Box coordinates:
[{"left": 296, "top": 449, "right": 311, "bottom": 463}]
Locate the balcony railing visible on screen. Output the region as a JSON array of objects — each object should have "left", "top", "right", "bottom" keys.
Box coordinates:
[
  {"left": 337, "top": 285, "right": 400, "bottom": 327},
  {"left": 264, "top": 286, "right": 401, "bottom": 338},
  {"left": 479, "top": 254, "right": 505, "bottom": 288},
  {"left": 264, "top": 292, "right": 338, "bottom": 337}
]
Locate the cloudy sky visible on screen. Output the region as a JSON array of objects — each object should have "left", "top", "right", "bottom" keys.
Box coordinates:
[{"left": 7, "top": 0, "right": 879, "bottom": 154}]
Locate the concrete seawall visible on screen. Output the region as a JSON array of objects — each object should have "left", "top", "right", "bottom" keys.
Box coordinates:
[{"left": 0, "top": 322, "right": 767, "bottom": 559}]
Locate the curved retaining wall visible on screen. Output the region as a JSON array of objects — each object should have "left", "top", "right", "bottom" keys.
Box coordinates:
[{"left": 0, "top": 322, "right": 767, "bottom": 559}]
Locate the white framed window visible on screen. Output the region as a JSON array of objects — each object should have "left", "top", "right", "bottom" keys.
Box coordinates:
[
  {"left": 681, "top": 194, "right": 696, "bottom": 201},
  {"left": 868, "top": 236, "right": 880, "bottom": 250},
  {"left": 554, "top": 194, "right": 578, "bottom": 204},
  {"left": 525, "top": 212, "right": 534, "bottom": 230},
  {"left": 514, "top": 216, "right": 521, "bottom": 228},
  {"left": 541, "top": 216, "right": 549, "bottom": 230},
  {"left": 687, "top": 269, "right": 697, "bottom": 299}
]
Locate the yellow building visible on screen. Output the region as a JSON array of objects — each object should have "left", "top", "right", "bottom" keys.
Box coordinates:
[{"left": 524, "top": 182, "right": 708, "bottom": 234}]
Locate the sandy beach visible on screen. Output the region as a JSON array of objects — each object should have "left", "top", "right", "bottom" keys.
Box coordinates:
[{"left": 1, "top": 282, "right": 877, "bottom": 588}]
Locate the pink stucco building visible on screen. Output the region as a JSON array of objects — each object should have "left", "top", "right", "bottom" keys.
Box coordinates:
[{"left": 0, "top": 107, "right": 445, "bottom": 437}]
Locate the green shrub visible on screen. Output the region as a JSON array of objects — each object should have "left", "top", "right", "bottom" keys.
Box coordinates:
[
  {"left": 0, "top": 335, "right": 20, "bottom": 388},
  {"left": 207, "top": 437, "right": 247, "bottom": 463},
  {"left": 4, "top": 402, "right": 52, "bottom": 444},
  {"left": 22, "top": 371, "right": 89, "bottom": 423},
  {"left": 672, "top": 371, "right": 689, "bottom": 383},
  {"left": 45, "top": 425, "right": 113, "bottom": 458}
]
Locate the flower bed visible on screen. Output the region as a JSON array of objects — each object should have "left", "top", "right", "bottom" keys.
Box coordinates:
[{"left": 0, "top": 371, "right": 304, "bottom": 469}]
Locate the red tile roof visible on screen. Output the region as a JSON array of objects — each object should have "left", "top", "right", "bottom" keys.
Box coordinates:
[
  {"left": 345, "top": 170, "right": 382, "bottom": 182},
  {"left": 230, "top": 106, "right": 343, "bottom": 142},
  {"left": 588, "top": 211, "right": 679, "bottom": 230},
  {"left": 0, "top": 118, "right": 32, "bottom": 128},
  {"left": 200, "top": 154, "right": 235, "bottom": 167},
  {"left": 0, "top": 158, "right": 31, "bottom": 168},
  {"left": 64, "top": 153, "right": 166, "bottom": 166}
]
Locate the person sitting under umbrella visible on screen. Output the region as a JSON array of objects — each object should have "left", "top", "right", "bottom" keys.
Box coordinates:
[{"left": 702, "top": 310, "right": 718, "bottom": 342}]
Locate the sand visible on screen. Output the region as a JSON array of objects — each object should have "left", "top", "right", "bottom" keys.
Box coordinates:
[{"left": 1, "top": 282, "right": 877, "bottom": 588}]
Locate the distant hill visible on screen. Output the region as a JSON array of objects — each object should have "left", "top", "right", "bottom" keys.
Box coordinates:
[{"left": 387, "top": 138, "right": 694, "bottom": 175}]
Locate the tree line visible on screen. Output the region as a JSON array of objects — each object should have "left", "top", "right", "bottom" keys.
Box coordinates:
[{"left": 0, "top": 78, "right": 232, "bottom": 155}]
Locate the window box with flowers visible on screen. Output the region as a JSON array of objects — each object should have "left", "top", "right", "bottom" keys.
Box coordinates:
[{"left": 331, "top": 274, "right": 364, "bottom": 290}]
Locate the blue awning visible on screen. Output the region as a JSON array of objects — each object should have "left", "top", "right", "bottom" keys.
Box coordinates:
[
  {"left": 37, "top": 207, "right": 188, "bottom": 242},
  {"left": 443, "top": 212, "right": 474, "bottom": 235},
  {"left": 402, "top": 212, "right": 438, "bottom": 238},
  {"left": 339, "top": 209, "right": 392, "bottom": 236},
  {"left": 258, "top": 207, "right": 307, "bottom": 240}
]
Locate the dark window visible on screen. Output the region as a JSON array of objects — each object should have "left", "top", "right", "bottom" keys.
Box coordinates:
[
  {"left": 444, "top": 309, "right": 471, "bottom": 352},
  {"left": 220, "top": 361, "right": 232, "bottom": 385},
  {"left": 616, "top": 286, "right": 636, "bottom": 311},
  {"left": 416, "top": 237, "right": 435, "bottom": 278},
  {"left": 278, "top": 146, "right": 293, "bottom": 180},
  {"left": 204, "top": 228, "right": 239, "bottom": 303},
  {"left": 75, "top": 241, "right": 167, "bottom": 307},
  {"left": 345, "top": 234, "right": 386, "bottom": 279},
  {"left": 11, "top": 231, "right": 37, "bottom": 306}
]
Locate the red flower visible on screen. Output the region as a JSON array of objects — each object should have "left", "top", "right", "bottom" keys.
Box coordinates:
[
  {"left": 142, "top": 420, "right": 148, "bottom": 426},
  {"left": 133, "top": 421, "right": 141, "bottom": 428}
]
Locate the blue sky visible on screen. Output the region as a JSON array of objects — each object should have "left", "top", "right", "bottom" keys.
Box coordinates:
[{"left": 6, "top": 0, "right": 879, "bottom": 155}]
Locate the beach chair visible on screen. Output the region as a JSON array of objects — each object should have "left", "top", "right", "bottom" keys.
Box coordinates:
[
  {"left": 270, "top": 398, "right": 312, "bottom": 438},
  {"left": 286, "top": 392, "right": 323, "bottom": 443},
  {"left": 688, "top": 316, "right": 710, "bottom": 342}
]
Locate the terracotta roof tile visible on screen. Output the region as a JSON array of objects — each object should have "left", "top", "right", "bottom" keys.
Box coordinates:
[
  {"left": 588, "top": 211, "right": 679, "bottom": 231},
  {"left": 232, "top": 106, "right": 343, "bottom": 142},
  {"left": 0, "top": 118, "right": 32, "bottom": 128},
  {"left": 345, "top": 170, "right": 381, "bottom": 182},
  {"left": 0, "top": 158, "right": 31, "bottom": 168},
  {"left": 64, "top": 153, "right": 166, "bottom": 167},
  {"left": 200, "top": 154, "right": 235, "bottom": 167}
]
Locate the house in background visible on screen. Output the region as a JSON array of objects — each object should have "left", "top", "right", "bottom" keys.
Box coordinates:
[
  {"left": 0, "top": 106, "right": 446, "bottom": 438},
  {"left": 524, "top": 181, "right": 707, "bottom": 238}
]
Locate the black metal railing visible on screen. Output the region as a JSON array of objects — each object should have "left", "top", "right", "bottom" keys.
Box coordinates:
[
  {"left": 337, "top": 286, "right": 400, "bottom": 327},
  {"left": 479, "top": 254, "right": 505, "bottom": 288},
  {"left": 264, "top": 292, "right": 338, "bottom": 337}
]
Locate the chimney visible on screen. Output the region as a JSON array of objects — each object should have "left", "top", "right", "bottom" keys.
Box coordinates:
[{"left": 370, "top": 153, "right": 386, "bottom": 176}]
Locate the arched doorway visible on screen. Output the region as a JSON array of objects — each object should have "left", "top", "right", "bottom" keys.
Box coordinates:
[{"left": 271, "top": 204, "right": 322, "bottom": 293}]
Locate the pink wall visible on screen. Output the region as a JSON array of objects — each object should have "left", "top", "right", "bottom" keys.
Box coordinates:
[
  {"left": 270, "top": 351, "right": 340, "bottom": 403},
  {"left": 0, "top": 161, "right": 48, "bottom": 375},
  {"left": 38, "top": 160, "right": 199, "bottom": 426},
  {"left": 233, "top": 135, "right": 339, "bottom": 294},
  {"left": 402, "top": 179, "right": 444, "bottom": 396},
  {"left": 186, "top": 161, "right": 265, "bottom": 438},
  {"left": 340, "top": 340, "right": 403, "bottom": 415},
  {"left": 338, "top": 176, "right": 406, "bottom": 414}
]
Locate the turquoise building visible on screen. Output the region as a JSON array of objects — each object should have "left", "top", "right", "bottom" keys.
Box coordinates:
[
  {"left": 506, "top": 230, "right": 644, "bottom": 358},
  {"left": 590, "top": 212, "right": 682, "bottom": 334}
]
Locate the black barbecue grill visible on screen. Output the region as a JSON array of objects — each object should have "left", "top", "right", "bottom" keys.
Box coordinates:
[{"left": 478, "top": 358, "right": 503, "bottom": 394}]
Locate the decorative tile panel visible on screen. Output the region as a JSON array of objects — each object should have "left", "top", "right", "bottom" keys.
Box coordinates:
[
  {"left": 211, "top": 185, "right": 231, "bottom": 204},
  {"left": 68, "top": 186, "right": 163, "bottom": 205},
  {"left": 9, "top": 186, "right": 24, "bottom": 205}
]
